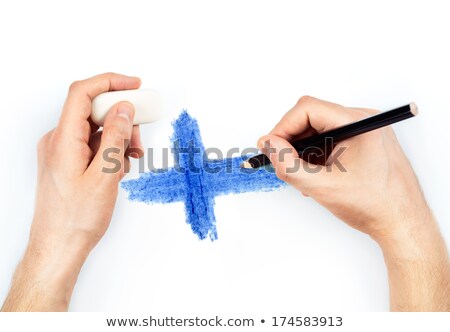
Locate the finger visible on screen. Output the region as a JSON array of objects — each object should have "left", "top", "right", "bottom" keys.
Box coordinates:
[
  {"left": 126, "top": 125, "right": 144, "bottom": 159},
  {"left": 350, "top": 107, "right": 380, "bottom": 116},
  {"left": 285, "top": 126, "right": 317, "bottom": 143},
  {"left": 86, "top": 102, "right": 135, "bottom": 187},
  {"left": 258, "top": 134, "right": 328, "bottom": 192},
  {"left": 58, "top": 72, "right": 141, "bottom": 144},
  {"left": 88, "top": 131, "right": 102, "bottom": 155},
  {"left": 90, "top": 127, "right": 143, "bottom": 162},
  {"left": 270, "top": 96, "right": 366, "bottom": 141},
  {"left": 88, "top": 116, "right": 100, "bottom": 134},
  {"left": 124, "top": 155, "right": 131, "bottom": 174}
]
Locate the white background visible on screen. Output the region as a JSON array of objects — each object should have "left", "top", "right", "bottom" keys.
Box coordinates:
[{"left": 0, "top": 0, "right": 449, "bottom": 314}]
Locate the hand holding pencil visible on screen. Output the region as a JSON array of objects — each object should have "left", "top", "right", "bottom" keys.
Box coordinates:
[
  {"left": 256, "top": 96, "right": 449, "bottom": 311},
  {"left": 256, "top": 96, "right": 426, "bottom": 239}
]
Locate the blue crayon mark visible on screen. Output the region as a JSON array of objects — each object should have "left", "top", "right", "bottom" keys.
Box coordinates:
[{"left": 122, "top": 111, "right": 285, "bottom": 240}]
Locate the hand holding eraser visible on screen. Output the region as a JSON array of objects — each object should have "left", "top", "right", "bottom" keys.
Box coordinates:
[{"left": 91, "top": 89, "right": 163, "bottom": 126}]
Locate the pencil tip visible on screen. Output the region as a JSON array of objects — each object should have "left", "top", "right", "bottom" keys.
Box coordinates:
[
  {"left": 240, "top": 161, "right": 253, "bottom": 169},
  {"left": 410, "top": 102, "right": 419, "bottom": 116}
]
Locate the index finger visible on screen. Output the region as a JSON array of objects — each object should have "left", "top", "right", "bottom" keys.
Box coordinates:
[
  {"left": 58, "top": 72, "right": 141, "bottom": 144},
  {"left": 269, "top": 96, "right": 366, "bottom": 141}
]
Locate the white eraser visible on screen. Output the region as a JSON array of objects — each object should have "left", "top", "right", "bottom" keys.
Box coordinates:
[{"left": 91, "top": 89, "right": 163, "bottom": 126}]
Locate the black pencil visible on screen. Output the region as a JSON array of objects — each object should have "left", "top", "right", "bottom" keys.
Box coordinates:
[{"left": 241, "top": 103, "right": 418, "bottom": 169}]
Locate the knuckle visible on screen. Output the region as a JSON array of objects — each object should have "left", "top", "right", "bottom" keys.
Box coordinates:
[
  {"left": 104, "top": 124, "right": 127, "bottom": 146},
  {"left": 68, "top": 80, "right": 83, "bottom": 93},
  {"left": 106, "top": 123, "right": 125, "bottom": 138},
  {"left": 297, "top": 95, "right": 315, "bottom": 106},
  {"left": 37, "top": 135, "right": 48, "bottom": 152},
  {"left": 37, "top": 130, "right": 54, "bottom": 156},
  {"left": 102, "top": 71, "right": 116, "bottom": 77},
  {"left": 369, "top": 128, "right": 387, "bottom": 143}
]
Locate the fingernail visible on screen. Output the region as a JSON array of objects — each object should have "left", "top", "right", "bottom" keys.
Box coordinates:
[
  {"left": 117, "top": 102, "right": 134, "bottom": 122},
  {"left": 129, "top": 152, "right": 140, "bottom": 159}
]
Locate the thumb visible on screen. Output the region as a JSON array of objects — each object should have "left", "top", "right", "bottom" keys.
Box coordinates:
[
  {"left": 257, "top": 134, "right": 327, "bottom": 191},
  {"left": 88, "top": 101, "right": 135, "bottom": 185}
]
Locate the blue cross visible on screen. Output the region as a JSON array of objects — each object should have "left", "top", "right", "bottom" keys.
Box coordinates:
[{"left": 122, "top": 111, "right": 285, "bottom": 240}]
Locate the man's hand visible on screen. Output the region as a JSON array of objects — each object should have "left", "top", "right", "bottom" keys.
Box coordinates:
[
  {"left": 2, "top": 73, "right": 143, "bottom": 311},
  {"left": 259, "top": 96, "right": 450, "bottom": 311}
]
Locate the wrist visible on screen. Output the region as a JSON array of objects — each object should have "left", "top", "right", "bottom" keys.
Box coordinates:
[
  {"left": 18, "top": 232, "right": 93, "bottom": 310},
  {"left": 371, "top": 211, "right": 450, "bottom": 311},
  {"left": 373, "top": 211, "right": 448, "bottom": 263},
  {"left": 12, "top": 255, "right": 72, "bottom": 311}
]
